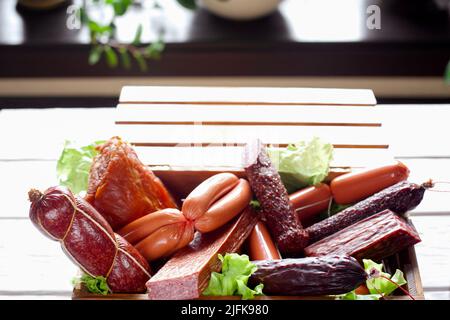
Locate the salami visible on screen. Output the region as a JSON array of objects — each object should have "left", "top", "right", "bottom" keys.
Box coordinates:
[
  {"left": 28, "top": 186, "right": 151, "bottom": 293},
  {"left": 306, "top": 181, "right": 427, "bottom": 243},
  {"left": 243, "top": 139, "right": 309, "bottom": 256},
  {"left": 304, "top": 210, "right": 421, "bottom": 261}
]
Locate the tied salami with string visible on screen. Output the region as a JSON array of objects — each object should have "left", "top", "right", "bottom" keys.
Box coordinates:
[{"left": 28, "top": 186, "right": 151, "bottom": 293}]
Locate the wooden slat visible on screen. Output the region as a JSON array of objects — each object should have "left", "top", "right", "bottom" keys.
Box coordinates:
[
  {"left": 116, "top": 104, "right": 381, "bottom": 127},
  {"left": 410, "top": 215, "right": 450, "bottom": 289},
  {"left": 117, "top": 125, "right": 388, "bottom": 149},
  {"left": 133, "top": 146, "right": 392, "bottom": 169},
  {"left": 0, "top": 219, "right": 78, "bottom": 293},
  {"left": 119, "top": 86, "right": 377, "bottom": 106}
]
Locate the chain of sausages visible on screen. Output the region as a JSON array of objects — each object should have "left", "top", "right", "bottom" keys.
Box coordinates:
[
  {"left": 118, "top": 173, "right": 253, "bottom": 261},
  {"left": 28, "top": 186, "right": 151, "bottom": 293}
]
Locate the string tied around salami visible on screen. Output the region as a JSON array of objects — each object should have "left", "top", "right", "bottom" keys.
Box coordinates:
[
  {"left": 28, "top": 186, "right": 151, "bottom": 293},
  {"left": 118, "top": 172, "right": 254, "bottom": 261}
]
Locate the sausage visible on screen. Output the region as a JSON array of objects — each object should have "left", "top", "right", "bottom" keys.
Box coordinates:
[
  {"left": 147, "top": 207, "right": 259, "bottom": 300},
  {"left": 194, "top": 179, "right": 252, "bottom": 233},
  {"left": 306, "top": 181, "right": 427, "bottom": 243},
  {"left": 243, "top": 139, "right": 309, "bottom": 257},
  {"left": 289, "top": 183, "right": 332, "bottom": 226},
  {"left": 248, "top": 222, "right": 281, "bottom": 261},
  {"left": 117, "top": 208, "right": 195, "bottom": 261},
  {"left": 28, "top": 186, "right": 151, "bottom": 293},
  {"left": 135, "top": 220, "right": 195, "bottom": 261},
  {"left": 118, "top": 175, "right": 252, "bottom": 261},
  {"left": 249, "top": 256, "right": 367, "bottom": 296},
  {"left": 330, "top": 161, "right": 409, "bottom": 205},
  {"left": 182, "top": 172, "right": 239, "bottom": 221},
  {"left": 118, "top": 208, "right": 188, "bottom": 244},
  {"left": 305, "top": 210, "right": 421, "bottom": 261}
]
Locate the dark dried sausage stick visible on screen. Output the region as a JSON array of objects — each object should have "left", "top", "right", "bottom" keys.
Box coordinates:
[
  {"left": 249, "top": 255, "right": 367, "bottom": 296},
  {"left": 243, "top": 139, "right": 309, "bottom": 256},
  {"left": 306, "top": 181, "right": 427, "bottom": 243}
]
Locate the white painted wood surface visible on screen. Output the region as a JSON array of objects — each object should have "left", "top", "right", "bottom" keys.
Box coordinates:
[
  {"left": 119, "top": 86, "right": 377, "bottom": 106},
  {"left": 0, "top": 105, "right": 449, "bottom": 299}
]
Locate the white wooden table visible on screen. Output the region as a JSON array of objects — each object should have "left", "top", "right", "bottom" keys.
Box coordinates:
[{"left": 1, "top": 105, "right": 450, "bottom": 300}]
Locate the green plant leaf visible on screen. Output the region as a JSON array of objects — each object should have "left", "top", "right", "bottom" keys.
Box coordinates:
[
  {"left": 203, "top": 253, "right": 264, "bottom": 300},
  {"left": 88, "top": 20, "right": 112, "bottom": 34},
  {"left": 145, "top": 39, "right": 165, "bottom": 59},
  {"left": 56, "top": 140, "right": 105, "bottom": 195},
  {"left": 88, "top": 45, "right": 103, "bottom": 65},
  {"left": 132, "top": 24, "right": 143, "bottom": 46},
  {"left": 106, "top": 0, "right": 133, "bottom": 16},
  {"left": 119, "top": 47, "right": 131, "bottom": 69},
  {"left": 133, "top": 51, "right": 148, "bottom": 71},
  {"left": 104, "top": 46, "right": 118, "bottom": 67},
  {"left": 177, "top": 0, "right": 197, "bottom": 10}
]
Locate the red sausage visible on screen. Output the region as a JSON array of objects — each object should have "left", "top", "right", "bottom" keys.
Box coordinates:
[
  {"left": 248, "top": 222, "right": 281, "bottom": 261},
  {"left": 28, "top": 186, "right": 151, "bottom": 293},
  {"left": 330, "top": 161, "right": 410, "bottom": 205},
  {"left": 289, "top": 183, "right": 332, "bottom": 226},
  {"left": 182, "top": 173, "right": 238, "bottom": 221}
]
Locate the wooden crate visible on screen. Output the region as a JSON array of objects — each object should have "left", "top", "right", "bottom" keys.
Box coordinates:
[{"left": 73, "top": 86, "right": 423, "bottom": 300}]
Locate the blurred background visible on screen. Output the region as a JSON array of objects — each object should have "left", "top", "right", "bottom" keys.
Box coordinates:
[{"left": 0, "top": 0, "right": 450, "bottom": 108}]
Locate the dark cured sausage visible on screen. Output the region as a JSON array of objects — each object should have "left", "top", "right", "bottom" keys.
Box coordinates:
[
  {"left": 243, "top": 139, "right": 309, "bottom": 257},
  {"left": 305, "top": 210, "right": 421, "bottom": 261},
  {"left": 330, "top": 162, "right": 409, "bottom": 205},
  {"left": 249, "top": 256, "right": 367, "bottom": 296},
  {"left": 306, "top": 181, "right": 427, "bottom": 243},
  {"left": 28, "top": 186, "right": 151, "bottom": 293},
  {"left": 248, "top": 222, "right": 281, "bottom": 261}
]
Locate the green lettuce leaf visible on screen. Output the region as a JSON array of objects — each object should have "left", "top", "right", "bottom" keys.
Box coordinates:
[
  {"left": 56, "top": 140, "right": 104, "bottom": 195},
  {"left": 335, "top": 259, "right": 407, "bottom": 300},
  {"left": 364, "top": 259, "right": 407, "bottom": 296},
  {"left": 72, "top": 274, "right": 110, "bottom": 295},
  {"left": 203, "top": 253, "right": 264, "bottom": 300},
  {"left": 267, "top": 137, "right": 334, "bottom": 192}
]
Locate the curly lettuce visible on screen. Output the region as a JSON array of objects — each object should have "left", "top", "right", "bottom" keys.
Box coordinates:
[
  {"left": 56, "top": 140, "right": 104, "bottom": 195},
  {"left": 336, "top": 259, "right": 407, "bottom": 300},
  {"left": 267, "top": 137, "right": 334, "bottom": 193},
  {"left": 203, "top": 253, "right": 264, "bottom": 300}
]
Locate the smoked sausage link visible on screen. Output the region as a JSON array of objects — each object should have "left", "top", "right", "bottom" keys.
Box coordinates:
[
  {"left": 330, "top": 161, "right": 409, "bottom": 205},
  {"left": 289, "top": 183, "right": 332, "bottom": 226},
  {"left": 118, "top": 174, "right": 253, "bottom": 260},
  {"left": 194, "top": 179, "right": 253, "bottom": 233},
  {"left": 182, "top": 173, "right": 239, "bottom": 221},
  {"left": 28, "top": 186, "right": 151, "bottom": 293},
  {"left": 248, "top": 222, "right": 281, "bottom": 261},
  {"left": 244, "top": 139, "right": 309, "bottom": 257},
  {"left": 118, "top": 208, "right": 195, "bottom": 261}
]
